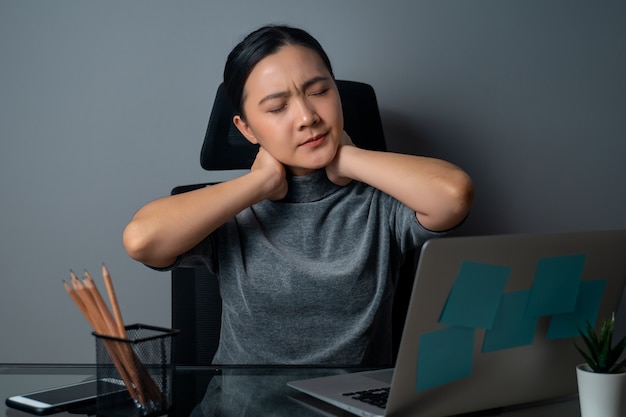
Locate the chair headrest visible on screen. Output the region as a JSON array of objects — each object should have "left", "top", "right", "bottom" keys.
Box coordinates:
[{"left": 199, "top": 80, "right": 386, "bottom": 171}]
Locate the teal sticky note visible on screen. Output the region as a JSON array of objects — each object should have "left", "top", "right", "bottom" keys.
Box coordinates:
[
  {"left": 482, "top": 290, "right": 538, "bottom": 352},
  {"left": 439, "top": 261, "right": 511, "bottom": 329},
  {"left": 416, "top": 326, "right": 475, "bottom": 392},
  {"left": 547, "top": 279, "right": 606, "bottom": 339},
  {"left": 526, "top": 254, "right": 586, "bottom": 317}
]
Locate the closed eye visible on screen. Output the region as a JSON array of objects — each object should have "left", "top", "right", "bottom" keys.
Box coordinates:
[
  {"left": 309, "top": 88, "right": 329, "bottom": 97},
  {"left": 268, "top": 104, "right": 287, "bottom": 114}
]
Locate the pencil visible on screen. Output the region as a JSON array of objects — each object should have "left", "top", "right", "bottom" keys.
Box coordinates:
[
  {"left": 83, "top": 270, "right": 119, "bottom": 337},
  {"left": 79, "top": 270, "right": 151, "bottom": 403},
  {"left": 101, "top": 264, "right": 126, "bottom": 338},
  {"left": 63, "top": 268, "right": 162, "bottom": 407},
  {"left": 64, "top": 275, "right": 141, "bottom": 402}
]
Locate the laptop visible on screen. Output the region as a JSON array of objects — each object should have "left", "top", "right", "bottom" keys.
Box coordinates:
[{"left": 288, "top": 229, "right": 626, "bottom": 417}]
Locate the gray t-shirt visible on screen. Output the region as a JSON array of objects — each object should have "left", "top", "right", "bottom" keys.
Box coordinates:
[{"left": 173, "top": 169, "right": 444, "bottom": 365}]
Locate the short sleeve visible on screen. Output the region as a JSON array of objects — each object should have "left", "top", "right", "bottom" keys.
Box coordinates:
[{"left": 145, "top": 233, "right": 217, "bottom": 273}]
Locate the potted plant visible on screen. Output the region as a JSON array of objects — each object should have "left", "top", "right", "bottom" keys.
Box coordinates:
[{"left": 575, "top": 313, "right": 626, "bottom": 417}]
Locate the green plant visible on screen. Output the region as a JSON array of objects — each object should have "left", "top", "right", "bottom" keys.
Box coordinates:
[{"left": 575, "top": 313, "right": 626, "bottom": 373}]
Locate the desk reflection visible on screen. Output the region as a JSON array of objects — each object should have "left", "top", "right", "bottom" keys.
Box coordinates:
[
  {"left": 1, "top": 366, "right": 583, "bottom": 417},
  {"left": 181, "top": 368, "right": 352, "bottom": 417}
]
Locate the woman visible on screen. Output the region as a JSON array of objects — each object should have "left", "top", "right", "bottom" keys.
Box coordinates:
[{"left": 123, "top": 25, "right": 474, "bottom": 365}]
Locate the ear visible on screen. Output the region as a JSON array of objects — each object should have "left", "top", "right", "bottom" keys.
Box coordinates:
[{"left": 233, "top": 115, "right": 259, "bottom": 145}]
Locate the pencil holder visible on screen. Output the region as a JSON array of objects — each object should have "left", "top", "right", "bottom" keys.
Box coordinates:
[{"left": 93, "top": 324, "right": 179, "bottom": 417}]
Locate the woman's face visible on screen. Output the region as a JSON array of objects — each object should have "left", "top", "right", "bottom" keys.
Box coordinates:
[{"left": 233, "top": 44, "right": 343, "bottom": 176}]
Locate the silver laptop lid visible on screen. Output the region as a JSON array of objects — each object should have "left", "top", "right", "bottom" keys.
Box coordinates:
[{"left": 388, "top": 229, "right": 626, "bottom": 416}]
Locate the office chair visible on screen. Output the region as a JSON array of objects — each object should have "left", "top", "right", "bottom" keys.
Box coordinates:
[{"left": 171, "top": 80, "right": 417, "bottom": 366}]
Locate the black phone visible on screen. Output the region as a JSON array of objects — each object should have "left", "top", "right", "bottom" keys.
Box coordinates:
[{"left": 5, "top": 378, "right": 126, "bottom": 415}]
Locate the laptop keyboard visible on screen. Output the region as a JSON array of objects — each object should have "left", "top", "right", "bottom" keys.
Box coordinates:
[{"left": 342, "top": 387, "right": 389, "bottom": 409}]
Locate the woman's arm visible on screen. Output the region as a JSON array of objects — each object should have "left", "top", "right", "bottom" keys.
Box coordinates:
[
  {"left": 123, "top": 148, "right": 287, "bottom": 268},
  {"left": 326, "top": 137, "right": 474, "bottom": 232}
]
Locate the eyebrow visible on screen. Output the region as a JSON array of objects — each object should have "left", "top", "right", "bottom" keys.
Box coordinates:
[{"left": 257, "top": 76, "right": 331, "bottom": 106}]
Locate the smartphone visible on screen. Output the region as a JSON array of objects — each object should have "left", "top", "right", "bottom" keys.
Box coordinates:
[{"left": 5, "top": 378, "right": 126, "bottom": 415}]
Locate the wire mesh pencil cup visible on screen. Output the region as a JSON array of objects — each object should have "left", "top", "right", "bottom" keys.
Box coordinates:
[{"left": 94, "top": 324, "right": 179, "bottom": 417}]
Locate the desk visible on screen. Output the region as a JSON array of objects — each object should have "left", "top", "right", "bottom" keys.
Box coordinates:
[{"left": 1, "top": 365, "right": 582, "bottom": 416}]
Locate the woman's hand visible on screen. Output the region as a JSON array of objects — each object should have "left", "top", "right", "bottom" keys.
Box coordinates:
[
  {"left": 325, "top": 130, "right": 355, "bottom": 186},
  {"left": 251, "top": 146, "right": 288, "bottom": 201},
  {"left": 123, "top": 146, "right": 290, "bottom": 268},
  {"left": 325, "top": 130, "right": 474, "bottom": 231}
]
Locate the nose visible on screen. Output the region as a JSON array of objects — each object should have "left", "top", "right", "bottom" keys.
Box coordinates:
[{"left": 295, "top": 97, "right": 319, "bottom": 130}]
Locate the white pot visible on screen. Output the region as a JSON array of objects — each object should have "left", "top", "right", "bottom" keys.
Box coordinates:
[{"left": 576, "top": 363, "right": 626, "bottom": 417}]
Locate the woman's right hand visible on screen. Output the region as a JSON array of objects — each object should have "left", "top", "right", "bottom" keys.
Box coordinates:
[
  {"left": 250, "top": 146, "right": 288, "bottom": 201},
  {"left": 123, "top": 146, "right": 289, "bottom": 267}
]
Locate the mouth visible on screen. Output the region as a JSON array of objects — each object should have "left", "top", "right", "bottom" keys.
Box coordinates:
[{"left": 300, "top": 132, "right": 327, "bottom": 147}]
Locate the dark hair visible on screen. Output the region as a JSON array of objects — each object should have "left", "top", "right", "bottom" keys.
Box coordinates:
[{"left": 223, "top": 24, "right": 334, "bottom": 116}]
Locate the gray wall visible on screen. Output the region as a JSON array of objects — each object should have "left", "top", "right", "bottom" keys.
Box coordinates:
[{"left": 1, "top": 1, "right": 625, "bottom": 363}]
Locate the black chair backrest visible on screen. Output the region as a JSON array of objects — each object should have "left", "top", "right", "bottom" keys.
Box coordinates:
[
  {"left": 170, "top": 184, "right": 223, "bottom": 366},
  {"left": 171, "top": 80, "right": 415, "bottom": 366}
]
